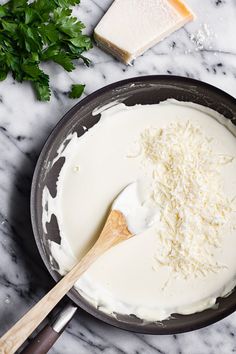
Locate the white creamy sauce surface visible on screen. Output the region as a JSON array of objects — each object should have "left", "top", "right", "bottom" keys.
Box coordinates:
[{"left": 43, "top": 100, "right": 236, "bottom": 321}]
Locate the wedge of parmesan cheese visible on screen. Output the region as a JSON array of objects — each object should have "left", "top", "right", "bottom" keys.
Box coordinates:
[{"left": 94, "top": 0, "right": 194, "bottom": 64}]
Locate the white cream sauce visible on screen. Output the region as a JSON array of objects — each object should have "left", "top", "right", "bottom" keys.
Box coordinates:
[
  {"left": 43, "top": 100, "right": 236, "bottom": 321},
  {"left": 112, "top": 182, "right": 157, "bottom": 234}
]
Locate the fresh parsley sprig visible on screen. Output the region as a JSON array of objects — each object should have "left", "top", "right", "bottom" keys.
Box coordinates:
[{"left": 0, "top": 0, "right": 92, "bottom": 101}]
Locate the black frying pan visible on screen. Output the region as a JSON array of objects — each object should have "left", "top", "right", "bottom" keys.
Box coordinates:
[{"left": 26, "top": 76, "right": 236, "bottom": 352}]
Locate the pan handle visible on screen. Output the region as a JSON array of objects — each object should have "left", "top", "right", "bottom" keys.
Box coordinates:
[{"left": 20, "top": 303, "right": 77, "bottom": 354}]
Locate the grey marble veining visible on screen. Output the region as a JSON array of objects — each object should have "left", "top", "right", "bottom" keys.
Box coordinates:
[{"left": 0, "top": 0, "right": 236, "bottom": 353}]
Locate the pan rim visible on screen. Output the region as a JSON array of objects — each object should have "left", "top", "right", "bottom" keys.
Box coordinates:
[{"left": 30, "top": 75, "right": 236, "bottom": 334}]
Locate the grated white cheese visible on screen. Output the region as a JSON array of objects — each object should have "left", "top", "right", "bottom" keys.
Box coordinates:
[
  {"left": 139, "top": 121, "right": 234, "bottom": 278},
  {"left": 189, "top": 23, "right": 216, "bottom": 51}
]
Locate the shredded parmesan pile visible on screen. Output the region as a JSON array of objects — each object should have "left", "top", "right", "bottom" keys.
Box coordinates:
[{"left": 139, "top": 121, "right": 234, "bottom": 278}]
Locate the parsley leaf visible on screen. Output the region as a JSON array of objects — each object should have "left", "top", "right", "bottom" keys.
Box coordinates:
[
  {"left": 68, "top": 83, "right": 85, "bottom": 98},
  {"left": 21, "top": 63, "right": 43, "bottom": 78},
  {"left": 52, "top": 53, "right": 75, "bottom": 71},
  {"left": 0, "top": 0, "right": 92, "bottom": 101},
  {"left": 0, "top": 70, "right": 8, "bottom": 81},
  {"left": 33, "top": 72, "right": 50, "bottom": 101},
  {"left": 0, "top": 6, "right": 7, "bottom": 18}
]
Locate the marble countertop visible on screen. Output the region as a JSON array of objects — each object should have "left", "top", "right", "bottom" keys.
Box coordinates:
[{"left": 0, "top": 0, "right": 236, "bottom": 353}]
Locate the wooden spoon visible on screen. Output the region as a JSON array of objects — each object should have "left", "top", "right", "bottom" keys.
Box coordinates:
[{"left": 0, "top": 199, "right": 133, "bottom": 353}]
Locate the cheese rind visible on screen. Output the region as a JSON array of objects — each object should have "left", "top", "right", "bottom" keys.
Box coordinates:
[{"left": 94, "top": 0, "right": 194, "bottom": 64}]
